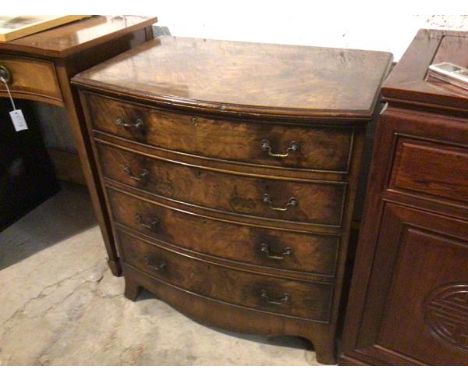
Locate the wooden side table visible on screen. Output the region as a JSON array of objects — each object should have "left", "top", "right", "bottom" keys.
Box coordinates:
[{"left": 0, "top": 15, "right": 157, "bottom": 275}]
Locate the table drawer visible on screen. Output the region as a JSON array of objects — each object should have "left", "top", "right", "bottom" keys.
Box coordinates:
[
  {"left": 108, "top": 188, "right": 340, "bottom": 276},
  {"left": 118, "top": 229, "right": 333, "bottom": 322},
  {"left": 97, "top": 142, "right": 346, "bottom": 227},
  {"left": 86, "top": 93, "right": 354, "bottom": 172},
  {"left": 0, "top": 56, "right": 61, "bottom": 102},
  {"left": 390, "top": 138, "right": 468, "bottom": 205}
]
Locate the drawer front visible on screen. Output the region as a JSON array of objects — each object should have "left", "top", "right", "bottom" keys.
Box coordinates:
[
  {"left": 97, "top": 143, "right": 346, "bottom": 226},
  {"left": 87, "top": 93, "right": 354, "bottom": 172},
  {"left": 108, "top": 188, "right": 339, "bottom": 276},
  {"left": 118, "top": 230, "right": 333, "bottom": 322},
  {"left": 0, "top": 56, "right": 61, "bottom": 101},
  {"left": 390, "top": 138, "right": 468, "bottom": 205}
]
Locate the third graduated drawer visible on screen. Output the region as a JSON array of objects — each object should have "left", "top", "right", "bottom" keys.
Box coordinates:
[
  {"left": 96, "top": 141, "right": 347, "bottom": 227},
  {"left": 84, "top": 92, "right": 355, "bottom": 173},
  {"left": 106, "top": 187, "right": 341, "bottom": 277}
]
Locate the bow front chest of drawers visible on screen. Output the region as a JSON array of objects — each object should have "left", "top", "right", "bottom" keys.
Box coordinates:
[{"left": 72, "top": 37, "right": 392, "bottom": 364}]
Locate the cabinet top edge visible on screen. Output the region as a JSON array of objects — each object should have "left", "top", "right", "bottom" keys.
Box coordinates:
[{"left": 382, "top": 29, "right": 468, "bottom": 112}]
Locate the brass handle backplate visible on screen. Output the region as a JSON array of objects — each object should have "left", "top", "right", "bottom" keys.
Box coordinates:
[
  {"left": 144, "top": 255, "right": 167, "bottom": 272},
  {"left": 263, "top": 193, "right": 298, "bottom": 211},
  {"left": 260, "top": 289, "right": 290, "bottom": 305},
  {"left": 261, "top": 139, "right": 299, "bottom": 158},
  {"left": 135, "top": 213, "right": 159, "bottom": 231},
  {"left": 0, "top": 65, "right": 11, "bottom": 84},
  {"left": 115, "top": 118, "right": 145, "bottom": 134},
  {"left": 123, "top": 165, "right": 149, "bottom": 183},
  {"left": 259, "top": 243, "right": 292, "bottom": 260}
]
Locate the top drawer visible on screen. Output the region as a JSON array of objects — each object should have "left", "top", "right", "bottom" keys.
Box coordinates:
[
  {"left": 84, "top": 93, "right": 354, "bottom": 173},
  {"left": 390, "top": 138, "right": 468, "bottom": 206},
  {"left": 0, "top": 56, "right": 62, "bottom": 103}
]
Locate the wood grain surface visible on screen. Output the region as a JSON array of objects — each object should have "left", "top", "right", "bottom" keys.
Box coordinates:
[
  {"left": 86, "top": 93, "right": 355, "bottom": 172},
  {"left": 96, "top": 141, "right": 347, "bottom": 226},
  {"left": 108, "top": 188, "right": 340, "bottom": 276},
  {"left": 382, "top": 29, "right": 468, "bottom": 114},
  {"left": 73, "top": 37, "right": 392, "bottom": 120},
  {"left": 118, "top": 229, "right": 334, "bottom": 322}
]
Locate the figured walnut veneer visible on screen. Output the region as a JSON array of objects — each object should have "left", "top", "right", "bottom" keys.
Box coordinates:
[{"left": 72, "top": 37, "right": 392, "bottom": 364}]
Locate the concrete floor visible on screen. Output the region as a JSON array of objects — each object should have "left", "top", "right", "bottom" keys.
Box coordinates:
[{"left": 0, "top": 183, "right": 321, "bottom": 365}]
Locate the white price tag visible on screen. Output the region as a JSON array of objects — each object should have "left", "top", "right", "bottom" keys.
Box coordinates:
[{"left": 10, "top": 109, "right": 28, "bottom": 132}]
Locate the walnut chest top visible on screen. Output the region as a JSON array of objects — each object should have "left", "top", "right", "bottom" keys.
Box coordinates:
[{"left": 72, "top": 36, "right": 392, "bottom": 121}]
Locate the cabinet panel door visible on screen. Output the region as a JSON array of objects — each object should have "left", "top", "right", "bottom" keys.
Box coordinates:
[{"left": 356, "top": 203, "right": 468, "bottom": 365}]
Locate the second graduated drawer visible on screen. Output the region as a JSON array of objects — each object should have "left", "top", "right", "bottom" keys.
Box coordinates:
[
  {"left": 85, "top": 92, "right": 354, "bottom": 173},
  {"left": 107, "top": 188, "right": 340, "bottom": 276},
  {"left": 96, "top": 141, "right": 347, "bottom": 227}
]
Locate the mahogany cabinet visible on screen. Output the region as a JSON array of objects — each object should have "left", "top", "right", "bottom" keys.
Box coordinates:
[
  {"left": 339, "top": 29, "right": 468, "bottom": 365},
  {"left": 72, "top": 37, "right": 392, "bottom": 364}
]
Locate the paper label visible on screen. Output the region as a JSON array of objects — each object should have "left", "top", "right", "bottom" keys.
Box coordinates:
[{"left": 9, "top": 109, "right": 28, "bottom": 132}]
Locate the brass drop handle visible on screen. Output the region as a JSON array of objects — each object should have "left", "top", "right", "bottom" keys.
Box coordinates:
[
  {"left": 135, "top": 213, "right": 159, "bottom": 231},
  {"left": 263, "top": 193, "right": 298, "bottom": 211},
  {"left": 123, "top": 165, "right": 149, "bottom": 183},
  {"left": 261, "top": 139, "right": 299, "bottom": 158},
  {"left": 260, "top": 289, "right": 290, "bottom": 305},
  {"left": 259, "top": 243, "right": 292, "bottom": 260},
  {"left": 144, "top": 255, "right": 167, "bottom": 272},
  {"left": 0, "top": 65, "right": 11, "bottom": 84},
  {"left": 115, "top": 118, "right": 145, "bottom": 134}
]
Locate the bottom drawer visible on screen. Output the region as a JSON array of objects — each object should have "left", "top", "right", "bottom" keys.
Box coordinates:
[{"left": 117, "top": 229, "right": 333, "bottom": 322}]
